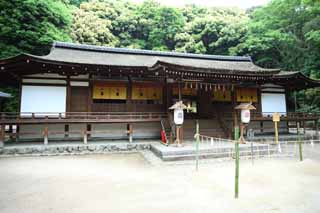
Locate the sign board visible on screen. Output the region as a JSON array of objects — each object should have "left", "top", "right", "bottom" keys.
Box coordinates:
[{"left": 272, "top": 112, "right": 280, "bottom": 122}]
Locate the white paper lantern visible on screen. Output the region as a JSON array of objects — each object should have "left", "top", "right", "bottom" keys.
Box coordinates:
[
  {"left": 174, "top": 109, "right": 184, "bottom": 125},
  {"left": 241, "top": 109, "right": 251, "bottom": 123}
]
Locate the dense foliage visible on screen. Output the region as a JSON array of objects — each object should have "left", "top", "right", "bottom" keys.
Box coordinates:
[
  {"left": 0, "top": 0, "right": 319, "bottom": 113},
  {"left": 0, "top": 0, "right": 72, "bottom": 59}
]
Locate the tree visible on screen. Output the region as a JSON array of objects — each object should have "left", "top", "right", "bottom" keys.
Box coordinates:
[
  {"left": 175, "top": 7, "right": 248, "bottom": 55},
  {"left": 0, "top": 0, "right": 72, "bottom": 59},
  {"left": 232, "top": 0, "right": 320, "bottom": 71},
  {"left": 71, "top": 7, "right": 119, "bottom": 46},
  {"left": 148, "top": 6, "right": 185, "bottom": 50},
  {"left": 232, "top": 0, "right": 320, "bottom": 112}
]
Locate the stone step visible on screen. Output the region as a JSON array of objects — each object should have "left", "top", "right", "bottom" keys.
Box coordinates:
[{"left": 150, "top": 143, "right": 275, "bottom": 161}]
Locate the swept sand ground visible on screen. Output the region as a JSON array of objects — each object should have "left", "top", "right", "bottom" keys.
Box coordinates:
[{"left": 0, "top": 151, "right": 320, "bottom": 213}]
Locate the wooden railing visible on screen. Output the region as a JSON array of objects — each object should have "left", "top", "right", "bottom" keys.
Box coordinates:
[
  {"left": 251, "top": 112, "right": 319, "bottom": 121},
  {"left": 0, "top": 112, "right": 168, "bottom": 124},
  {"left": 219, "top": 112, "right": 319, "bottom": 121},
  {"left": 0, "top": 111, "right": 318, "bottom": 125}
]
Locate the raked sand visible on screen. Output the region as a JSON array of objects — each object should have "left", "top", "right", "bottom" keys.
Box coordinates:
[{"left": 0, "top": 152, "right": 319, "bottom": 213}]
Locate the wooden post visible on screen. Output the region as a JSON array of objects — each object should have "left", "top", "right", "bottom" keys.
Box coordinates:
[
  {"left": 0, "top": 124, "right": 5, "bottom": 147},
  {"left": 297, "top": 123, "right": 303, "bottom": 161},
  {"left": 180, "top": 125, "right": 183, "bottom": 145},
  {"left": 64, "top": 124, "right": 69, "bottom": 138},
  {"left": 176, "top": 126, "right": 182, "bottom": 147},
  {"left": 83, "top": 130, "right": 88, "bottom": 144},
  {"left": 127, "top": 76, "right": 133, "bottom": 111},
  {"left": 315, "top": 119, "right": 319, "bottom": 140},
  {"left": 238, "top": 122, "right": 246, "bottom": 144},
  {"left": 178, "top": 82, "right": 182, "bottom": 101},
  {"left": 66, "top": 76, "right": 71, "bottom": 113},
  {"left": 128, "top": 124, "right": 133, "bottom": 143},
  {"left": 273, "top": 113, "right": 280, "bottom": 144},
  {"left": 195, "top": 120, "right": 200, "bottom": 171},
  {"left": 274, "top": 121, "right": 279, "bottom": 144},
  {"left": 163, "top": 78, "right": 168, "bottom": 112},
  {"left": 43, "top": 127, "right": 48, "bottom": 145}
]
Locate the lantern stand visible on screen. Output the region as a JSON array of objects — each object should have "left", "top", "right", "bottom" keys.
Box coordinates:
[
  {"left": 234, "top": 102, "right": 256, "bottom": 199},
  {"left": 234, "top": 103, "right": 256, "bottom": 144},
  {"left": 169, "top": 101, "right": 187, "bottom": 147}
]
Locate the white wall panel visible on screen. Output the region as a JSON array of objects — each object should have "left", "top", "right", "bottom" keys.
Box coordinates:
[
  {"left": 261, "top": 93, "right": 286, "bottom": 116},
  {"left": 20, "top": 85, "right": 66, "bottom": 117}
]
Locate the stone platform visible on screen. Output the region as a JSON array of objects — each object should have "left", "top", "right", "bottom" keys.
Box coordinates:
[{"left": 150, "top": 142, "right": 272, "bottom": 161}]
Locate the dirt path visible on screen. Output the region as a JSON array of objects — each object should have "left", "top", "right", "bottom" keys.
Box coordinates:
[{"left": 0, "top": 153, "right": 319, "bottom": 213}]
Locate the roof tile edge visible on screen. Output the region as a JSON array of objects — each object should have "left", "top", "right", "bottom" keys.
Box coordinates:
[{"left": 53, "top": 41, "right": 252, "bottom": 62}]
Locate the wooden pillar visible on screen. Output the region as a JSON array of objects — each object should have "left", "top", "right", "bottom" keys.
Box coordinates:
[
  {"left": 64, "top": 124, "right": 69, "bottom": 138},
  {"left": 177, "top": 81, "right": 183, "bottom": 145},
  {"left": 18, "top": 79, "right": 22, "bottom": 114},
  {"left": 128, "top": 124, "right": 133, "bottom": 143},
  {"left": 87, "top": 79, "right": 92, "bottom": 113},
  {"left": 176, "top": 126, "right": 183, "bottom": 146},
  {"left": 127, "top": 76, "right": 133, "bottom": 112},
  {"left": 178, "top": 81, "right": 182, "bottom": 101},
  {"left": 315, "top": 119, "right": 319, "bottom": 139},
  {"left": 66, "top": 76, "right": 71, "bottom": 113},
  {"left": 180, "top": 125, "right": 183, "bottom": 144},
  {"left": 163, "top": 78, "right": 168, "bottom": 112},
  {"left": 17, "top": 79, "right": 22, "bottom": 142},
  {"left": 87, "top": 124, "right": 91, "bottom": 138},
  {"left": 43, "top": 126, "right": 48, "bottom": 145},
  {"left": 260, "top": 121, "right": 264, "bottom": 133},
  {"left": 0, "top": 124, "right": 5, "bottom": 147},
  {"left": 83, "top": 129, "right": 88, "bottom": 144},
  {"left": 166, "top": 82, "right": 173, "bottom": 113}
]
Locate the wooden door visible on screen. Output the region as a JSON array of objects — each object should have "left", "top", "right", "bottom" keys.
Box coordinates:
[{"left": 70, "top": 87, "right": 89, "bottom": 112}]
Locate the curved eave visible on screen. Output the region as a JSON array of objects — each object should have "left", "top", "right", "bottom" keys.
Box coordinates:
[
  {"left": 0, "top": 54, "right": 149, "bottom": 74},
  {"left": 272, "top": 72, "right": 320, "bottom": 89},
  {"left": 150, "top": 60, "right": 280, "bottom": 76},
  {"left": 1, "top": 54, "right": 148, "bottom": 68},
  {"left": 1, "top": 54, "right": 280, "bottom": 77}
]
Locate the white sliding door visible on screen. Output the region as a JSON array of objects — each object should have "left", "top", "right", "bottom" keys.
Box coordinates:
[
  {"left": 261, "top": 93, "right": 287, "bottom": 116},
  {"left": 20, "top": 85, "right": 67, "bottom": 117}
]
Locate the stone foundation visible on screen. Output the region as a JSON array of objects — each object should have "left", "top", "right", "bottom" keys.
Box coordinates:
[{"left": 0, "top": 143, "right": 151, "bottom": 157}]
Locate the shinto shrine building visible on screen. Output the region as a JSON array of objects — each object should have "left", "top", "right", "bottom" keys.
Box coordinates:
[{"left": 0, "top": 41, "right": 319, "bottom": 143}]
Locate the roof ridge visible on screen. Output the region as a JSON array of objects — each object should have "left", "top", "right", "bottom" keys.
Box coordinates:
[{"left": 53, "top": 41, "right": 252, "bottom": 62}]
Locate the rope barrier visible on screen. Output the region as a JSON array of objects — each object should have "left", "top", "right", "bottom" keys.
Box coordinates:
[{"left": 193, "top": 133, "right": 319, "bottom": 162}]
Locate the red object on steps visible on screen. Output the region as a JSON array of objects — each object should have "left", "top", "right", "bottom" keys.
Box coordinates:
[{"left": 161, "top": 130, "right": 166, "bottom": 143}]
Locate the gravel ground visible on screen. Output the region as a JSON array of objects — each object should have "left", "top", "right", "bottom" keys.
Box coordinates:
[{"left": 0, "top": 151, "right": 320, "bottom": 213}]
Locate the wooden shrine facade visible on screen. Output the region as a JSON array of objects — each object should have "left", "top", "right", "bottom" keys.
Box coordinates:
[{"left": 0, "top": 41, "right": 319, "bottom": 142}]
